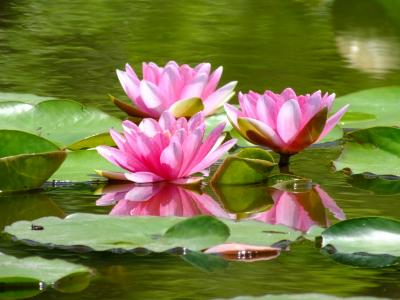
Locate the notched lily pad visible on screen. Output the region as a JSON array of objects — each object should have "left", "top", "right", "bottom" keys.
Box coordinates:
[
  {"left": 0, "top": 92, "right": 56, "bottom": 104},
  {"left": 211, "top": 148, "right": 276, "bottom": 185},
  {"left": 4, "top": 213, "right": 300, "bottom": 253},
  {"left": 320, "top": 217, "right": 400, "bottom": 267},
  {"left": 0, "top": 252, "right": 91, "bottom": 298},
  {"left": 333, "top": 127, "right": 400, "bottom": 176},
  {"left": 0, "top": 99, "right": 122, "bottom": 149},
  {"left": 0, "top": 130, "right": 66, "bottom": 192}
]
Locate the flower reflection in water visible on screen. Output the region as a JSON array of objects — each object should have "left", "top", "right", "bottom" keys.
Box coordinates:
[
  {"left": 96, "top": 182, "right": 229, "bottom": 218},
  {"left": 97, "top": 181, "right": 345, "bottom": 261},
  {"left": 251, "top": 185, "right": 345, "bottom": 232}
]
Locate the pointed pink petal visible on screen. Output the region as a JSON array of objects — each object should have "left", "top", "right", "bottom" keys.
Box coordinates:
[
  {"left": 160, "top": 139, "right": 183, "bottom": 178},
  {"left": 202, "top": 66, "right": 223, "bottom": 98},
  {"left": 239, "top": 93, "right": 258, "bottom": 119},
  {"left": 189, "top": 139, "right": 237, "bottom": 174},
  {"left": 194, "top": 62, "right": 211, "bottom": 74},
  {"left": 109, "top": 129, "right": 126, "bottom": 150},
  {"left": 256, "top": 94, "right": 277, "bottom": 128},
  {"left": 159, "top": 111, "right": 176, "bottom": 131},
  {"left": 180, "top": 73, "right": 208, "bottom": 100},
  {"left": 281, "top": 88, "right": 297, "bottom": 100},
  {"left": 125, "top": 172, "right": 164, "bottom": 183},
  {"left": 238, "top": 117, "right": 285, "bottom": 148},
  {"left": 187, "top": 112, "right": 205, "bottom": 131},
  {"left": 178, "top": 127, "right": 204, "bottom": 177},
  {"left": 140, "top": 80, "right": 165, "bottom": 109},
  {"left": 139, "top": 118, "right": 162, "bottom": 137},
  {"left": 122, "top": 120, "right": 140, "bottom": 135},
  {"left": 317, "top": 104, "right": 349, "bottom": 141},
  {"left": 96, "top": 146, "right": 131, "bottom": 171},
  {"left": 203, "top": 81, "right": 237, "bottom": 115},
  {"left": 125, "top": 64, "right": 140, "bottom": 83},
  {"left": 116, "top": 69, "right": 140, "bottom": 101},
  {"left": 224, "top": 103, "right": 242, "bottom": 127},
  {"left": 277, "top": 99, "right": 302, "bottom": 143}
]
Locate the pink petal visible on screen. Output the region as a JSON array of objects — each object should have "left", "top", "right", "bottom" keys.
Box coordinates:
[
  {"left": 203, "top": 81, "right": 237, "bottom": 115},
  {"left": 281, "top": 88, "right": 297, "bottom": 100},
  {"left": 194, "top": 62, "right": 211, "bottom": 74},
  {"left": 256, "top": 94, "right": 277, "bottom": 128},
  {"left": 140, "top": 80, "right": 165, "bottom": 109},
  {"left": 178, "top": 127, "right": 204, "bottom": 177},
  {"left": 302, "top": 92, "right": 323, "bottom": 125},
  {"left": 159, "top": 111, "right": 176, "bottom": 131},
  {"left": 189, "top": 138, "right": 237, "bottom": 174},
  {"left": 139, "top": 118, "right": 162, "bottom": 137},
  {"left": 187, "top": 112, "right": 205, "bottom": 131},
  {"left": 109, "top": 129, "right": 126, "bottom": 150},
  {"left": 239, "top": 93, "right": 258, "bottom": 119},
  {"left": 238, "top": 117, "right": 285, "bottom": 148},
  {"left": 317, "top": 104, "right": 349, "bottom": 141},
  {"left": 179, "top": 73, "right": 208, "bottom": 100},
  {"left": 96, "top": 146, "right": 131, "bottom": 171},
  {"left": 202, "top": 66, "right": 223, "bottom": 98},
  {"left": 160, "top": 139, "right": 183, "bottom": 178},
  {"left": 224, "top": 103, "right": 242, "bottom": 128},
  {"left": 122, "top": 120, "right": 140, "bottom": 135},
  {"left": 277, "top": 99, "right": 302, "bottom": 143},
  {"left": 116, "top": 69, "right": 140, "bottom": 101},
  {"left": 142, "top": 62, "right": 161, "bottom": 83},
  {"left": 125, "top": 172, "right": 164, "bottom": 183}
]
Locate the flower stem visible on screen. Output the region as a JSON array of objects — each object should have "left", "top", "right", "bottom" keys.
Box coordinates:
[{"left": 278, "top": 153, "right": 292, "bottom": 173}]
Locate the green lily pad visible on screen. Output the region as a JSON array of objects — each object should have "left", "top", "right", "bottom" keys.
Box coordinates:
[
  {"left": 0, "top": 252, "right": 91, "bottom": 298},
  {"left": 348, "top": 174, "right": 400, "bottom": 195},
  {"left": 317, "top": 126, "right": 343, "bottom": 144},
  {"left": 0, "top": 192, "right": 65, "bottom": 230},
  {"left": 333, "top": 127, "right": 400, "bottom": 176},
  {"left": 332, "top": 86, "right": 400, "bottom": 128},
  {"left": 4, "top": 213, "right": 301, "bottom": 252},
  {"left": 211, "top": 148, "right": 276, "bottom": 185},
  {"left": 321, "top": 217, "right": 400, "bottom": 267},
  {"left": 0, "top": 100, "right": 122, "bottom": 149},
  {"left": 0, "top": 92, "right": 56, "bottom": 104},
  {"left": 49, "top": 150, "right": 124, "bottom": 182},
  {"left": 0, "top": 130, "right": 66, "bottom": 192}
]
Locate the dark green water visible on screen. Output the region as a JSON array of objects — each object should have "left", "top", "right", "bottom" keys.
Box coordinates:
[{"left": 1, "top": 0, "right": 400, "bottom": 299}]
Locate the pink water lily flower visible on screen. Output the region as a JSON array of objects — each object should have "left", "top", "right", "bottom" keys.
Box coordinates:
[
  {"left": 115, "top": 61, "right": 237, "bottom": 118},
  {"left": 97, "top": 182, "right": 231, "bottom": 218},
  {"left": 225, "top": 88, "right": 349, "bottom": 165},
  {"left": 96, "top": 112, "right": 236, "bottom": 184}
]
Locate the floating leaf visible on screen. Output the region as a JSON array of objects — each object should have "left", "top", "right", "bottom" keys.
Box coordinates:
[
  {"left": 321, "top": 217, "right": 400, "bottom": 267},
  {"left": 4, "top": 213, "right": 300, "bottom": 252},
  {"left": 50, "top": 150, "right": 123, "bottom": 182},
  {"left": 205, "top": 113, "right": 233, "bottom": 136},
  {"left": 211, "top": 148, "right": 276, "bottom": 185},
  {"left": 333, "top": 127, "right": 400, "bottom": 176},
  {"left": 348, "top": 174, "right": 400, "bottom": 195},
  {"left": 0, "top": 252, "right": 91, "bottom": 298},
  {"left": 0, "top": 130, "right": 66, "bottom": 192},
  {"left": 0, "top": 92, "right": 56, "bottom": 104},
  {"left": 332, "top": 86, "right": 400, "bottom": 128},
  {"left": 0, "top": 100, "right": 122, "bottom": 149}
]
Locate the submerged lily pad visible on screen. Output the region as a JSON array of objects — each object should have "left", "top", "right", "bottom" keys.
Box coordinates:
[
  {"left": 0, "top": 130, "right": 66, "bottom": 192},
  {"left": 211, "top": 148, "right": 276, "bottom": 185},
  {"left": 333, "top": 127, "right": 400, "bottom": 176},
  {"left": 0, "top": 100, "right": 122, "bottom": 149},
  {"left": 321, "top": 217, "right": 400, "bottom": 267},
  {"left": 0, "top": 252, "right": 91, "bottom": 298},
  {"left": 0, "top": 192, "right": 64, "bottom": 230},
  {"left": 348, "top": 174, "right": 400, "bottom": 195},
  {"left": 50, "top": 150, "right": 123, "bottom": 182},
  {"left": 332, "top": 86, "right": 400, "bottom": 128},
  {"left": 4, "top": 213, "right": 300, "bottom": 253}
]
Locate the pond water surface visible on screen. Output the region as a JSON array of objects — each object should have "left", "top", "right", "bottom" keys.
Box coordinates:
[{"left": 0, "top": 0, "right": 400, "bottom": 299}]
